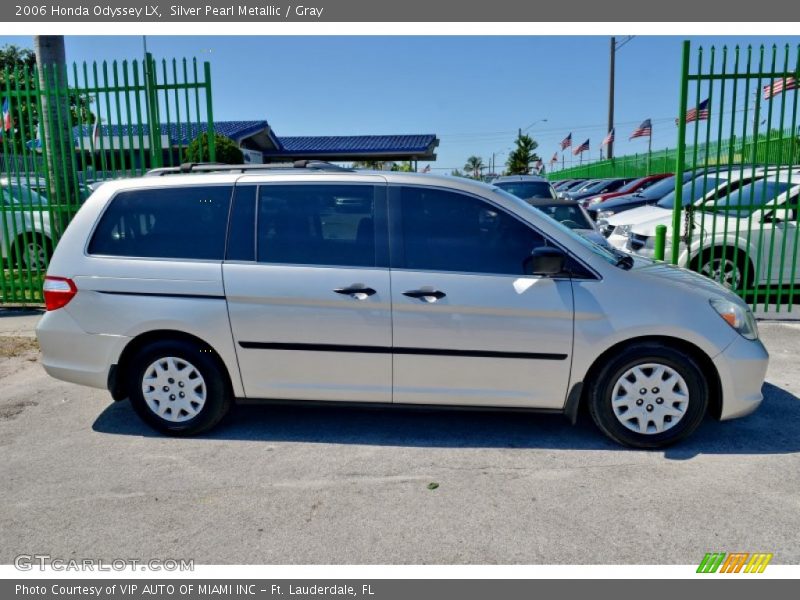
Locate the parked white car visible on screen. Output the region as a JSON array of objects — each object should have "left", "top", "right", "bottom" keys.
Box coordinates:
[
  {"left": 36, "top": 163, "right": 768, "bottom": 449},
  {"left": 600, "top": 170, "right": 764, "bottom": 250},
  {"left": 0, "top": 178, "right": 54, "bottom": 271},
  {"left": 628, "top": 174, "right": 800, "bottom": 290}
]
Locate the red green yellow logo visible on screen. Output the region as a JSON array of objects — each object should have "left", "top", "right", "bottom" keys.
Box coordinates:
[{"left": 697, "top": 552, "right": 773, "bottom": 573}]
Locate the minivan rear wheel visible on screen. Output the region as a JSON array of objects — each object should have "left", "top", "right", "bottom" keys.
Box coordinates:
[
  {"left": 588, "top": 343, "right": 708, "bottom": 449},
  {"left": 127, "top": 340, "right": 232, "bottom": 435}
]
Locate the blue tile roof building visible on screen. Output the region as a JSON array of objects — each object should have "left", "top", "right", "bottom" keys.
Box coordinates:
[{"left": 60, "top": 120, "right": 439, "bottom": 162}]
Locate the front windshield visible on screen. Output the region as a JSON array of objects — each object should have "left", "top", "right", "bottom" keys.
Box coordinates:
[
  {"left": 656, "top": 175, "right": 722, "bottom": 209},
  {"left": 494, "top": 181, "right": 556, "bottom": 200},
  {"left": 493, "top": 188, "right": 621, "bottom": 266},
  {"left": 577, "top": 180, "right": 608, "bottom": 194}
]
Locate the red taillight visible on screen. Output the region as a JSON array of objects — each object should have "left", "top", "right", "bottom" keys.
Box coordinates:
[{"left": 43, "top": 276, "right": 77, "bottom": 311}]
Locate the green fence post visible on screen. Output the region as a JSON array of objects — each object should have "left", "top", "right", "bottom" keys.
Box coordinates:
[
  {"left": 672, "top": 40, "right": 691, "bottom": 265},
  {"left": 204, "top": 61, "right": 215, "bottom": 162},
  {"left": 654, "top": 225, "right": 667, "bottom": 261}
]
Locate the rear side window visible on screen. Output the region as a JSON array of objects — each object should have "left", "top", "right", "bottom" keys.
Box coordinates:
[
  {"left": 257, "top": 184, "right": 377, "bottom": 267},
  {"left": 88, "top": 186, "right": 233, "bottom": 259}
]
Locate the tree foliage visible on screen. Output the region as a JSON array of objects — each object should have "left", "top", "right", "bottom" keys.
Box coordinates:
[
  {"left": 0, "top": 43, "right": 94, "bottom": 152},
  {"left": 463, "top": 155, "right": 485, "bottom": 179},
  {"left": 506, "top": 133, "right": 540, "bottom": 175},
  {"left": 390, "top": 161, "right": 414, "bottom": 172},
  {"left": 184, "top": 132, "right": 244, "bottom": 164}
]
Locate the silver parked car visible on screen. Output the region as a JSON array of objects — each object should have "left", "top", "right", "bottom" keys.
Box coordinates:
[{"left": 36, "top": 163, "right": 768, "bottom": 448}]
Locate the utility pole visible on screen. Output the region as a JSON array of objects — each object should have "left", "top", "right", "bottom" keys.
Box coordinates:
[
  {"left": 607, "top": 36, "right": 634, "bottom": 162},
  {"left": 607, "top": 36, "right": 615, "bottom": 160}
]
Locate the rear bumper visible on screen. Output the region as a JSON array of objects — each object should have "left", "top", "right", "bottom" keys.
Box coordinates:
[
  {"left": 714, "top": 333, "right": 769, "bottom": 420},
  {"left": 35, "top": 308, "right": 129, "bottom": 390}
]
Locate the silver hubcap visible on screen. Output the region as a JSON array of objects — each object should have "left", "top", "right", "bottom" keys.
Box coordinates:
[
  {"left": 24, "top": 242, "right": 47, "bottom": 269},
  {"left": 701, "top": 257, "right": 741, "bottom": 289},
  {"left": 141, "top": 357, "right": 206, "bottom": 423},
  {"left": 611, "top": 363, "right": 690, "bottom": 435}
]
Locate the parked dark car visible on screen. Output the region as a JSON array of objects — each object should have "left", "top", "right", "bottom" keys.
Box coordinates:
[
  {"left": 579, "top": 173, "right": 672, "bottom": 208},
  {"left": 523, "top": 197, "right": 612, "bottom": 248},
  {"left": 586, "top": 172, "right": 696, "bottom": 221},
  {"left": 552, "top": 179, "right": 583, "bottom": 191},
  {"left": 564, "top": 177, "right": 637, "bottom": 203},
  {"left": 556, "top": 179, "right": 601, "bottom": 199},
  {"left": 491, "top": 175, "right": 556, "bottom": 200}
]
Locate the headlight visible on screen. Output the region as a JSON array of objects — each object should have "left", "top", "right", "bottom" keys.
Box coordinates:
[
  {"left": 614, "top": 224, "right": 632, "bottom": 237},
  {"left": 596, "top": 210, "right": 615, "bottom": 219},
  {"left": 589, "top": 198, "right": 603, "bottom": 205},
  {"left": 709, "top": 298, "right": 759, "bottom": 340}
]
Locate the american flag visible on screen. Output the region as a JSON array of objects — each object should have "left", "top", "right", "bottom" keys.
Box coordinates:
[
  {"left": 677, "top": 99, "right": 710, "bottom": 125},
  {"left": 560, "top": 133, "right": 572, "bottom": 150},
  {"left": 573, "top": 138, "right": 590, "bottom": 156},
  {"left": 2, "top": 98, "right": 12, "bottom": 132},
  {"left": 601, "top": 128, "right": 615, "bottom": 147},
  {"left": 420, "top": 164, "right": 431, "bottom": 173},
  {"left": 534, "top": 158, "right": 544, "bottom": 172},
  {"left": 764, "top": 77, "right": 797, "bottom": 100},
  {"left": 550, "top": 152, "right": 558, "bottom": 164},
  {"left": 629, "top": 119, "right": 652, "bottom": 140}
]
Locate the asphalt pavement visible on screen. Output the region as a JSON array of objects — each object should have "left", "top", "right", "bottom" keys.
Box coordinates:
[{"left": 1, "top": 311, "right": 798, "bottom": 564}]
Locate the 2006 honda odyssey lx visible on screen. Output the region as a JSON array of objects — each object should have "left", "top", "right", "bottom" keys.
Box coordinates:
[{"left": 36, "top": 162, "right": 769, "bottom": 448}]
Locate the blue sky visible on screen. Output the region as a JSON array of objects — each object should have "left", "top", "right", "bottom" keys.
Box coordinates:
[{"left": 1, "top": 35, "right": 799, "bottom": 172}]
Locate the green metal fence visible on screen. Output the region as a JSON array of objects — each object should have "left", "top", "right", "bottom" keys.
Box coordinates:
[
  {"left": 0, "top": 54, "right": 214, "bottom": 304},
  {"left": 671, "top": 40, "right": 799, "bottom": 313},
  {"left": 549, "top": 128, "right": 800, "bottom": 181}
]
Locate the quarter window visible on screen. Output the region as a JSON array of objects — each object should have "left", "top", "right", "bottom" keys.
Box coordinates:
[
  {"left": 397, "top": 187, "right": 546, "bottom": 275},
  {"left": 257, "top": 184, "right": 377, "bottom": 267},
  {"left": 88, "top": 186, "right": 233, "bottom": 259}
]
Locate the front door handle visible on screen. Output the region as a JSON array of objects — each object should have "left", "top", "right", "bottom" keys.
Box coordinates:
[
  {"left": 334, "top": 285, "right": 377, "bottom": 299},
  {"left": 402, "top": 288, "right": 446, "bottom": 301}
]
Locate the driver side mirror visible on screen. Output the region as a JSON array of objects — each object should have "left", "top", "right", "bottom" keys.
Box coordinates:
[
  {"left": 524, "top": 246, "right": 567, "bottom": 276},
  {"left": 761, "top": 212, "right": 782, "bottom": 225}
]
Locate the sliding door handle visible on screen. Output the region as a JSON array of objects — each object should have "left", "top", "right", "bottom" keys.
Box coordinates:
[
  {"left": 334, "top": 285, "right": 377, "bottom": 298},
  {"left": 402, "top": 289, "right": 446, "bottom": 300}
]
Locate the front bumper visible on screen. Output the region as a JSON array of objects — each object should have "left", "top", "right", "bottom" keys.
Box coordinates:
[{"left": 714, "top": 332, "right": 769, "bottom": 420}]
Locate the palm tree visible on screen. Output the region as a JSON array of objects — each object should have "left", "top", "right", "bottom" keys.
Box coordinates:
[
  {"left": 464, "top": 155, "right": 485, "bottom": 179},
  {"left": 506, "top": 133, "right": 540, "bottom": 175}
]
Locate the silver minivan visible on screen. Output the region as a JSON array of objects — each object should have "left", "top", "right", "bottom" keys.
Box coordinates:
[{"left": 36, "top": 163, "right": 769, "bottom": 448}]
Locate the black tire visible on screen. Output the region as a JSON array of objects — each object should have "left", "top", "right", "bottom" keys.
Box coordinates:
[
  {"left": 13, "top": 233, "right": 51, "bottom": 271},
  {"left": 588, "top": 343, "right": 708, "bottom": 449},
  {"left": 127, "top": 339, "right": 232, "bottom": 436},
  {"left": 692, "top": 248, "right": 753, "bottom": 293}
]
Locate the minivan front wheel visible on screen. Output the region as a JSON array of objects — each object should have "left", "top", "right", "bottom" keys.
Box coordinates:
[
  {"left": 588, "top": 343, "right": 708, "bottom": 449},
  {"left": 127, "top": 340, "right": 232, "bottom": 435}
]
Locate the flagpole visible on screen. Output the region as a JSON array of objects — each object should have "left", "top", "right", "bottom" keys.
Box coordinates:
[{"left": 647, "top": 132, "right": 652, "bottom": 175}]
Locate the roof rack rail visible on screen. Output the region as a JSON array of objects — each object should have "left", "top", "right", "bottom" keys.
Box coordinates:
[{"left": 144, "top": 160, "right": 354, "bottom": 177}]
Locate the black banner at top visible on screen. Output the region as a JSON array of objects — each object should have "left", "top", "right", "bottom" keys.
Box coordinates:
[{"left": 2, "top": 0, "right": 800, "bottom": 22}]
